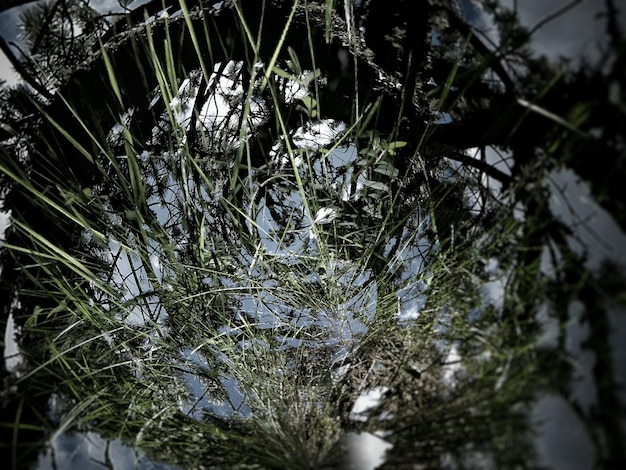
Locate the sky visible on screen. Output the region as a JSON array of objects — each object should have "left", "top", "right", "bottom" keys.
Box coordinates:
[
  {"left": 0, "top": 2, "right": 25, "bottom": 87},
  {"left": 499, "top": 0, "right": 626, "bottom": 63},
  {"left": 0, "top": 49, "right": 20, "bottom": 87}
]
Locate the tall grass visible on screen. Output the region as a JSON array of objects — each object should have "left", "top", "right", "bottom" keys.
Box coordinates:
[{"left": 0, "top": 1, "right": 587, "bottom": 468}]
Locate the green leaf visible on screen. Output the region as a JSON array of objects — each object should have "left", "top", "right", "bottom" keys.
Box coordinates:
[
  {"left": 287, "top": 46, "right": 302, "bottom": 75},
  {"left": 0, "top": 122, "right": 16, "bottom": 137},
  {"left": 25, "top": 305, "right": 43, "bottom": 328},
  {"left": 337, "top": 221, "right": 358, "bottom": 228},
  {"left": 385, "top": 141, "right": 407, "bottom": 155},
  {"left": 364, "top": 181, "right": 389, "bottom": 192},
  {"left": 300, "top": 95, "right": 316, "bottom": 110},
  {"left": 301, "top": 69, "right": 322, "bottom": 87},
  {"left": 374, "top": 162, "right": 399, "bottom": 178},
  {"left": 273, "top": 66, "right": 294, "bottom": 80},
  {"left": 51, "top": 300, "right": 68, "bottom": 315},
  {"left": 298, "top": 96, "right": 318, "bottom": 118}
]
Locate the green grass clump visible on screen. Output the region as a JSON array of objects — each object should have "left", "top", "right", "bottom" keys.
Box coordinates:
[{"left": 2, "top": 1, "right": 623, "bottom": 468}]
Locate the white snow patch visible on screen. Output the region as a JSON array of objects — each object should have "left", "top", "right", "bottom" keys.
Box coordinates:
[
  {"left": 442, "top": 343, "right": 463, "bottom": 387},
  {"left": 350, "top": 386, "right": 388, "bottom": 421},
  {"left": 345, "top": 432, "right": 393, "bottom": 470}
]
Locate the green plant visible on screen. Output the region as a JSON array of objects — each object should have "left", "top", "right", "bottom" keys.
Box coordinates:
[{"left": 1, "top": 1, "right": 624, "bottom": 468}]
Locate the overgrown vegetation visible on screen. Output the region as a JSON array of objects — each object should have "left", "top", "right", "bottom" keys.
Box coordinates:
[{"left": 0, "top": 0, "right": 625, "bottom": 468}]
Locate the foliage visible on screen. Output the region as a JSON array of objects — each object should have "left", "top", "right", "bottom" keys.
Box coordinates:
[{"left": 0, "top": 0, "right": 625, "bottom": 468}]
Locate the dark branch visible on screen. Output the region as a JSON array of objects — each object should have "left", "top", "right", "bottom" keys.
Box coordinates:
[{"left": 446, "top": 150, "right": 512, "bottom": 184}]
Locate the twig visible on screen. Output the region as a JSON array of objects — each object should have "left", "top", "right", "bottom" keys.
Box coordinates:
[
  {"left": 446, "top": 150, "right": 512, "bottom": 185},
  {"left": 527, "top": 0, "right": 582, "bottom": 38}
]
